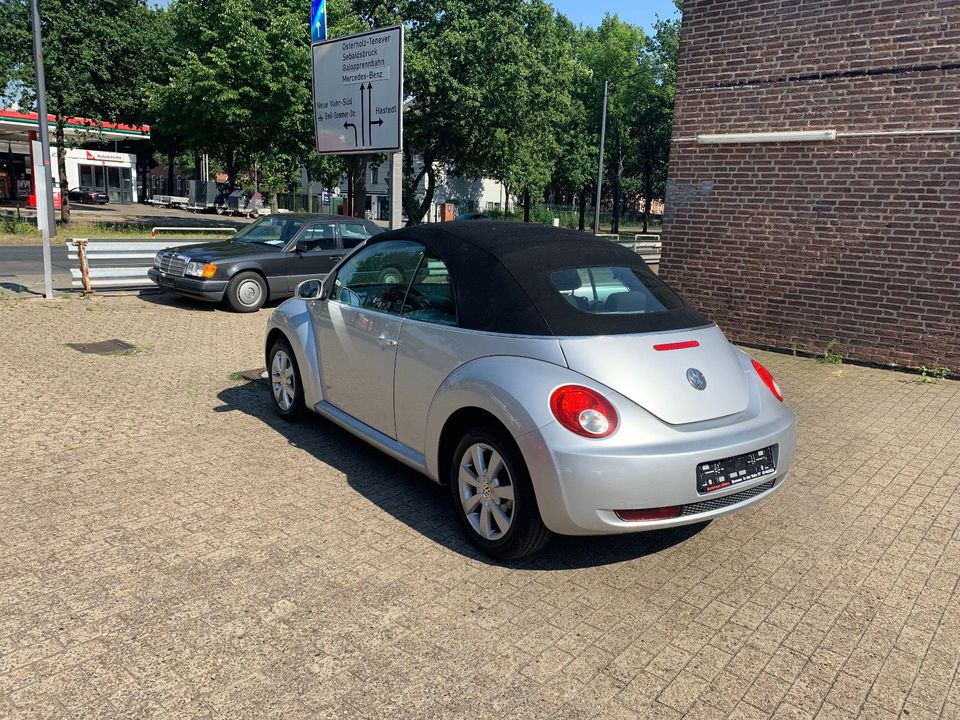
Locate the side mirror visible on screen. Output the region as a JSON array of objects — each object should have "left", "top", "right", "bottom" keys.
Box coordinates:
[
  {"left": 295, "top": 240, "right": 308, "bottom": 254},
  {"left": 295, "top": 279, "right": 324, "bottom": 300}
]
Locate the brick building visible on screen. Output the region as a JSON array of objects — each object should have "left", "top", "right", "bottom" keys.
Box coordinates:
[{"left": 660, "top": 0, "right": 959, "bottom": 370}]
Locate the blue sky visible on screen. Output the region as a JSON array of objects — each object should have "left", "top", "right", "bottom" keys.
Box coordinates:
[{"left": 550, "top": 0, "right": 680, "bottom": 35}]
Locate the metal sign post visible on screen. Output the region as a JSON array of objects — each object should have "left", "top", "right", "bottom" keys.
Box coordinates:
[
  {"left": 312, "top": 25, "right": 404, "bottom": 228},
  {"left": 30, "top": 0, "right": 55, "bottom": 298},
  {"left": 594, "top": 80, "right": 609, "bottom": 237}
]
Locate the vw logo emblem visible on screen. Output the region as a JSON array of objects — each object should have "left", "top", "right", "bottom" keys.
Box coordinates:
[{"left": 686, "top": 368, "right": 707, "bottom": 391}]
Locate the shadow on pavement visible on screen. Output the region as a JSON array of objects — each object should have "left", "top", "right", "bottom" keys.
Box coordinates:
[
  {"left": 0, "top": 282, "right": 43, "bottom": 296},
  {"left": 138, "top": 289, "right": 285, "bottom": 312},
  {"left": 215, "top": 380, "right": 708, "bottom": 570}
]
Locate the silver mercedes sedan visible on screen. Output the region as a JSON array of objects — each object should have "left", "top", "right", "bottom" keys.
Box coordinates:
[{"left": 264, "top": 223, "right": 796, "bottom": 559}]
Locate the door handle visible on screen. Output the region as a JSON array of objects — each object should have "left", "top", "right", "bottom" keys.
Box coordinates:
[
  {"left": 377, "top": 334, "right": 398, "bottom": 350},
  {"left": 329, "top": 256, "right": 342, "bottom": 261}
]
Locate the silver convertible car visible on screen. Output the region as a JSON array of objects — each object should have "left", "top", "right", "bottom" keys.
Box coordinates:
[{"left": 264, "top": 223, "right": 796, "bottom": 559}]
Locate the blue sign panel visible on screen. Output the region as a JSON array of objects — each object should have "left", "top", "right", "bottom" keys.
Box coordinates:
[{"left": 310, "top": 0, "right": 326, "bottom": 42}]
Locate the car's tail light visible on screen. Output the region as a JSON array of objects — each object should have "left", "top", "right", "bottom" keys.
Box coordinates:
[
  {"left": 752, "top": 359, "right": 783, "bottom": 401},
  {"left": 616, "top": 506, "right": 682, "bottom": 522},
  {"left": 549, "top": 385, "right": 618, "bottom": 438}
]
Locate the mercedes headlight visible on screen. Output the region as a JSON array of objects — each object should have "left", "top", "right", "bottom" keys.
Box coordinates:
[{"left": 185, "top": 261, "right": 217, "bottom": 279}]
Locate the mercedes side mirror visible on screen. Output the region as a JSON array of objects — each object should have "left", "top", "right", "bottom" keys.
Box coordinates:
[{"left": 295, "top": 279, "right": 324, "bottom": 301}]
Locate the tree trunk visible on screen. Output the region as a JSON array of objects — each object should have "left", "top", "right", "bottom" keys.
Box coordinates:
[
  {"left": 578, "top": 185, "right": 588, "bottom": 231},
  {"left": 140, "top": 155, "right": 149, "bottom": 201},
  {"left": 611, "top": 151, "right": 622, "bottom": 235},
  {"left": 402, "top": 150, "right": 432, "bottom": 225},
  {"left": 346, "top": 171, "right": 353, "bottom": 216},
  {"left": 642, "top": 159, "right": 653, "bottom": 234},
  {"left": 351, "top": 156, "right": 367, "bottom": 218},
  {"left": 166, "top": 147, "right": 175, "bottom": 194},
  {"left": 523, "top": 188, "right": 531, "bottom": 223},
  {"left": 56, "top": 119, "right": 70, "bottom": 224},
  {"left": 407, "top": 163, "right": 437, "bottom": 226},
  {"left": 222, "top": 148, "right": 236, "bottom": 189}
]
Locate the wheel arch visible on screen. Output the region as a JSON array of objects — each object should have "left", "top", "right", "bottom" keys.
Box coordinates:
[
  {"left": 228, "top": 265, "right": 271, "bottom": 299},
  {"left": 264, "top": 302, "right": 324, "bottom": 409},
  {"left": 436, "top": 407, "right": 512, "bottom": 486},
  {"left": 423, "top": 355, "right": 570, "bottom": 482}
]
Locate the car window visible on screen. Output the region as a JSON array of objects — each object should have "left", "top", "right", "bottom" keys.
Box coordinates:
[
  {"left": 332, "top": 240, "right": 425, "bottom": 315},
  {"left": 549, "top": 266, "right": 684, "bottom": 314},
  {"left": 403, "top": 249, "right": 457, "bottom": 326},
  {"left": 283, "top": 220, "right": 305, "bottom": 245},
  {"left": 233, "top": 216, "right": 289, "bottom": 247},
  {"left": 297, "top": 223, "right": 337, "bottom": 253},
  {"left": 340, "top": 222, "right": 372, "bottom": 249}
]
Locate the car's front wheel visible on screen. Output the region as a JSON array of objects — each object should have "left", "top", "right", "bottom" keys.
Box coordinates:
[
  {"left": 268, "top": 338, "right": 306, "bottom": 422},
  {"left": 225, "top": 271, "right": 267, "bottom": 312},
  {"left": 449, "top": 424, "right": 551, "bottom": 560}
]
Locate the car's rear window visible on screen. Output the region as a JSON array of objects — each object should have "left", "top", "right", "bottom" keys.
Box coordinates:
[{"left": 549, "top": 266, "right": 684, "bottom": 315}]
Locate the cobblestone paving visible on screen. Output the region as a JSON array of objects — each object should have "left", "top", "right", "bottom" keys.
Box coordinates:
[{"left": 1, "top": 294, "right": 959, "bottom": 719}]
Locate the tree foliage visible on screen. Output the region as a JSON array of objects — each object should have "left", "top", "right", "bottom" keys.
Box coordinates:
[
  {"left": 1, "top": 0, "right": 683, "bottom": 227},
  {"left": 2, "top": 0, "right": 163, "bottom": 221}
]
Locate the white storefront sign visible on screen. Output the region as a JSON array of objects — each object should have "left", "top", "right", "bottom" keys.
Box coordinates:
[{"left": 49, "top": 147, "right": 139, "bottom": 203}]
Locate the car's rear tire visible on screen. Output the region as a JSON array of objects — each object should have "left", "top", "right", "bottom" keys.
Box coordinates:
[
  {"left": 225, "top": 271, "right": 267, "bottom": 312},
  {"left": 268, "top": 338, "right": 307, "bottom": 422},
  {"left": 449, "top": 424, "right": 551, "bottom": 560}
]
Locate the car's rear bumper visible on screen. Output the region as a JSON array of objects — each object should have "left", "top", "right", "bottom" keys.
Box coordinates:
[
  {"left": 515, "top": 402, "right": 796, "bottom": 536},
  {"left": 148, "top": 269, "right": 227, "bottom": 302}
]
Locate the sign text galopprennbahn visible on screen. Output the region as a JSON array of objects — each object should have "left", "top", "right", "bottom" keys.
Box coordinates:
[{"left": 312, "top": 25, "right": 403, "bottom": 155}]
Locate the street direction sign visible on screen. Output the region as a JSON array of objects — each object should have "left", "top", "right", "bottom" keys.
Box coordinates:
[
  {"left": 310, "top": 0, "right": 326, "bottom": 42},
  {"left": 312, "top": 25, "right": 403, "bottom": 155}
]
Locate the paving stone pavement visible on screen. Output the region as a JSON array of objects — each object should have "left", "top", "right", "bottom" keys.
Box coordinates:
[{"left": 1, "top": 293, "right": 959, "bottom": 720}]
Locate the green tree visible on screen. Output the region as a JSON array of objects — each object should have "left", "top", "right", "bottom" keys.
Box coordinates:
[
  {"left": 548, "top": 19, "right": 602, "bottom": 230},
  {"left": 581, "top": 14, "right": 647, "bottom": 233},
  {"left": 629, "top": 2, "right": 681, "bottom": 232},
  {"left": 355, "top": 0, "right": 573, "bottom": 224},
  {"left": 3, "top": 0, "right": 159, "bottom": 223},
  {"left": 152, "top": 0, "right": 319, "bottom": 210}
]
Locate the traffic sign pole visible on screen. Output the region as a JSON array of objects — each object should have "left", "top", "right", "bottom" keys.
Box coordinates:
[
  {"left": 389, "top": 151, "right": 402, "bottom": 229},
  {"left": 594, "top": 80, "right": 609, "bottom": 236},
  {"left": 30, "top": 0, "right": 55, "bottom": 299}
]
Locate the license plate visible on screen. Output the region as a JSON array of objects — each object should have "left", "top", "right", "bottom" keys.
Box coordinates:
[{"left": 697, "top": 446, "right": 777, "bottom": 494}]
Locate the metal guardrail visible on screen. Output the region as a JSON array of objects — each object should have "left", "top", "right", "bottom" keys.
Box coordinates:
[
  {"left": 150, "top": 226, "right": 237, "bottom": 238},
  {"left": 599, "top": 233, "right": 663, "bottom": 270},
  {"left": 66, "top": 237, "right": 223, "bottom": 291}
]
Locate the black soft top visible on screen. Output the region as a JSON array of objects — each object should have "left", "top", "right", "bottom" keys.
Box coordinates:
[{"left": 370, "top": 222, "right": 709, "bottom": 336}]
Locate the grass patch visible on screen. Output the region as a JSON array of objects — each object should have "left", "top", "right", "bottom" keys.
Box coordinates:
[
  {"left": 0, "top": 217, "right": 235, "bottom": 245},
  {"left": 818, "top": 339, "right": 844, "bottom": 365},
  {"left": 917, "top": 366, "right": 951, "bottom": 383}
]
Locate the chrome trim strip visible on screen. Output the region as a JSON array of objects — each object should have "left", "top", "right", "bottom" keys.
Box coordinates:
[{"left": 314, "top": 400, "right": 426, "bottom": 474}]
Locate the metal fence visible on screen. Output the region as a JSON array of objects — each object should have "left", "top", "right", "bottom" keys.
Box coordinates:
[{"left": 276, "top": 193, "right": 345, "bottom": 214}]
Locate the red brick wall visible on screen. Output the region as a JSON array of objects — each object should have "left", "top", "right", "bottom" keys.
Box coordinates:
[{"left": 660, "top": 0, "right": 960, "bottom": 370}]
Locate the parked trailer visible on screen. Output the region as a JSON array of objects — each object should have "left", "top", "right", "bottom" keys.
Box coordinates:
[
  {"left": 183, "top": 180, "right": 222, "bottom": 212},
  {"left": 146, "top": 194, "right": 190, "bottom": 208}
]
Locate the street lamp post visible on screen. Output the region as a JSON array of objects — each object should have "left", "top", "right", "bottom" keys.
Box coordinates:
[
  {"left": 30, "top": 0, "right": 55, "bottom": 299},
  {"left": 593, "top": 80, "right": 609, "bottom": 236}
]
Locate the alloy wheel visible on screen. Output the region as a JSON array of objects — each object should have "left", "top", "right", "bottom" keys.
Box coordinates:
[
  {"left": 458, "top": 442, "right": 515, "bottom": 540},
  {"left": 271, "top": 350, "right": 296, "bottom": 410}
]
